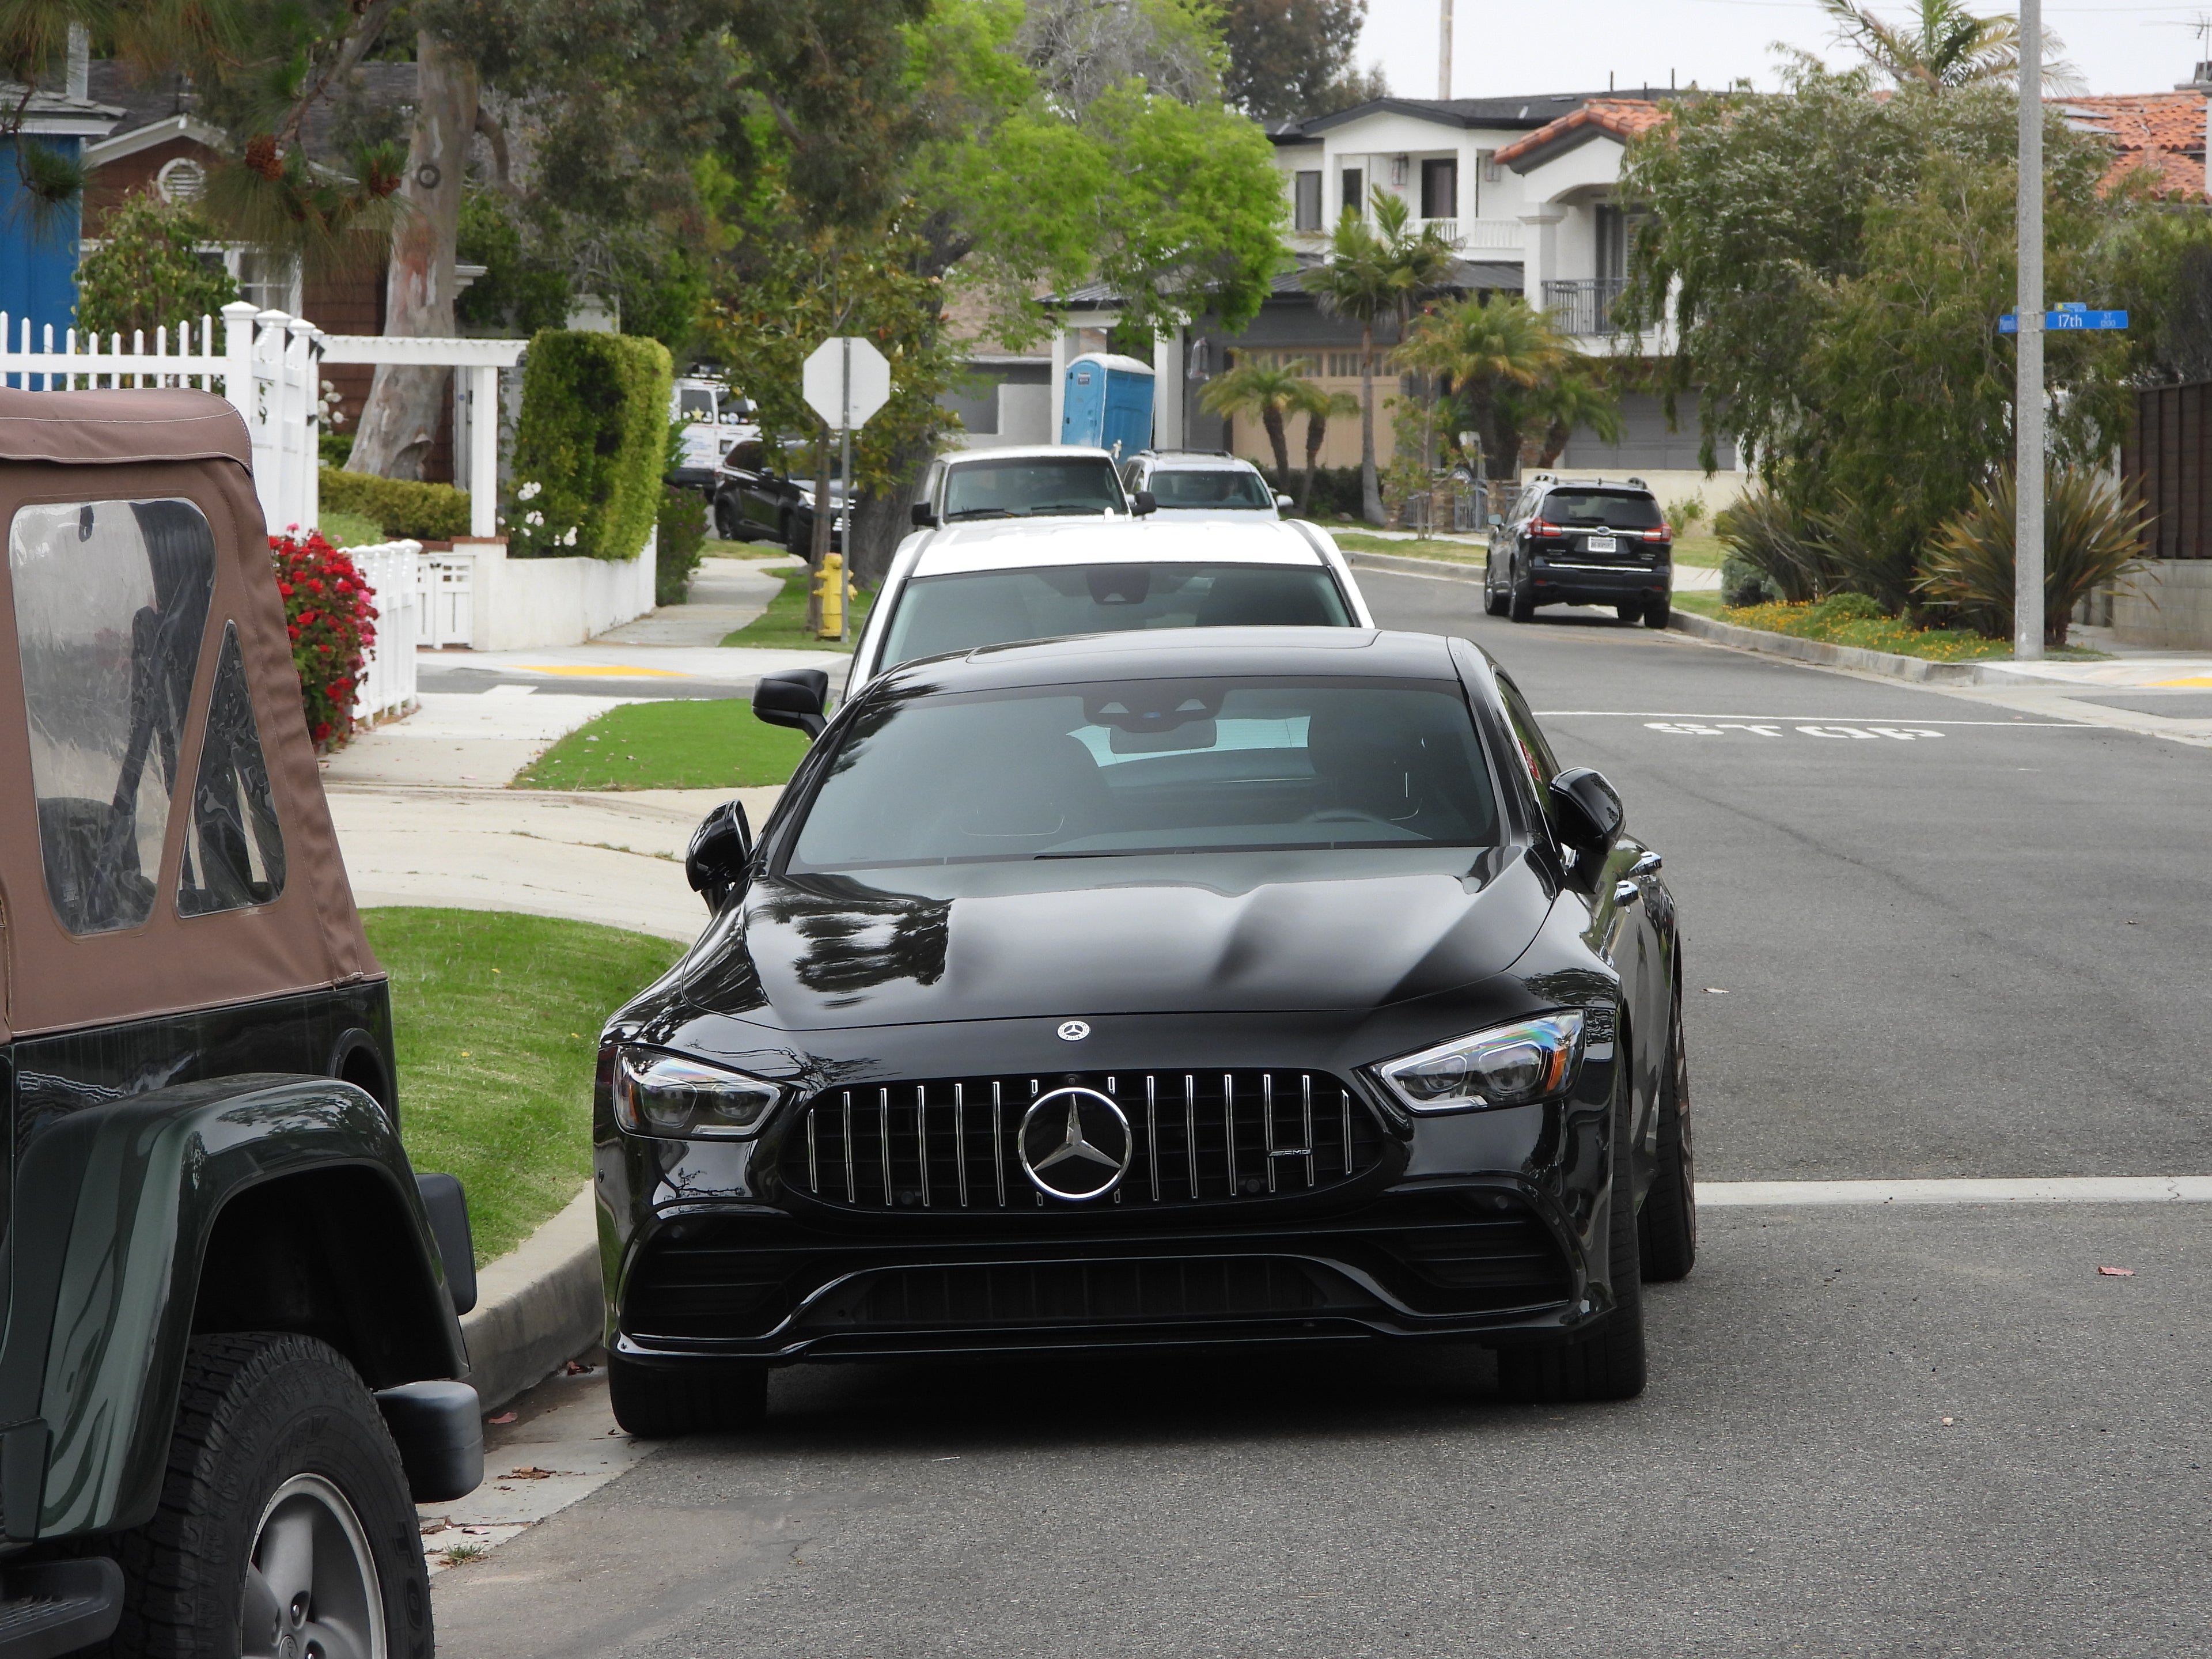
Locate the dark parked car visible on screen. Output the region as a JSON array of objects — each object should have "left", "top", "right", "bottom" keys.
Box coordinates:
[
  {"left": 596, "top": 628, "right": 1694, "bottom": 1434},
  {"left": 1484, "top": 475, "right": 1673, "bottom": 626},
  {"left": 0, "top": 388, "right": 483, "bottom": 1657},
  {"left": 711, "top": 438, "right": 841, "bottom": 551}
]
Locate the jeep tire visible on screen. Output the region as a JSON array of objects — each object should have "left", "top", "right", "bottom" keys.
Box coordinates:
[
  {"left": 608, "top": 1354, "right": 768, "bottom": 1437},
  {"left": 108, "top": 1332, "right": 430, "bottom": 1658}
]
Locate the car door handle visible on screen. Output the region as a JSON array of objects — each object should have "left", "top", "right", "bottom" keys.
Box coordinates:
[{"left": 1629, "top": 851, "right": 1662, "bottom": 877}]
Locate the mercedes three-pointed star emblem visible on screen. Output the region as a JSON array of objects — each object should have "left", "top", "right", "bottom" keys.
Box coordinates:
[{"left": 1017, "top": 1086, "right": 1132, "bottom": 1201}]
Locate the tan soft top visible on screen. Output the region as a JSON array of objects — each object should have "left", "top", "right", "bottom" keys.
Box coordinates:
[{"left": 0, "top": 387, "right": 377, "bottom": 1041}]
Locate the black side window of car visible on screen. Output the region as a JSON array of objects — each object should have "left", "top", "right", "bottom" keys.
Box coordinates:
[
  {"left": 1495, "top": 675, "right": 1560, "bottom": 801},
  {"left": 9, "top": 498, "right": 215, "bottom": 935},
  {"left": 178, "top": 622, "right": 286, "bottom": 917}
]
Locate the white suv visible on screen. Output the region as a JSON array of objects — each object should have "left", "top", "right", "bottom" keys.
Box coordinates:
[{"left": 1120, "top": 450, "right": 1292, "bottom": 520}]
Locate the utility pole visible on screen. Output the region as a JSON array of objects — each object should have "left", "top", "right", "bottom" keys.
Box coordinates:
[
  {"left": 2014, "top": 0, "right": 2044, "bottom": 661},
  {"left": 1439, "top": 0, "right": 1453, "bottom": 100}
]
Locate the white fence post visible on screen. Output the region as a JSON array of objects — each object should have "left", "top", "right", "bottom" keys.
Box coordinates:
[{"left": 344, "top": 539, "right": 422, "bottom": 725}]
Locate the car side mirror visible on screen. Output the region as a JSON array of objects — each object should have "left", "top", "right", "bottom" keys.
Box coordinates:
[
  {"left": 1132, "top": 489, "right": 1157, "bottom": 516},
  {"left": 685, "top": 798, "right": 753, "bottom": 910},
  {"left": 1488, "top": 513, "right": 1504, "bottom": 528},
  {"left": 910, "top": 502, "right": 937, "bottom": 528},
  {"left": 1549, "top": 767, "right": 1624, "bottom": 850},
  {"left": 1274, "top": 493, "right": 1294, "bottom": 510},
  {"left": 753, "top": 666, "right": 829, "bottom": 739}
]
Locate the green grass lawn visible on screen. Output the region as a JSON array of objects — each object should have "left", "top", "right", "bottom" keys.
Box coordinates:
[
  {"left": 719, "top": 565, "right": 878, "bottom": 652},
  {"left": 366, "top": 908, "right": 681, "bottom": 1263},
  {"left": 1332, "top": 531, "right": 1487, "bottom": 565},
  {"left": 1671, "top": 532, "right": 1725, "bottom": 569},
  {"left": 513, "top": 698, "right": 810, "bottom": 790}
]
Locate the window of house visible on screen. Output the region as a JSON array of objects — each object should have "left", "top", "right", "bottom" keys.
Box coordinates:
[
  {"left": 1340, "top": 168, "right": 1365, "bottom": 217},
  {"left": 1420, "top": 158, "right": 1457, "bottom": 220},
  {"left": 1597, "top": 204, "right": 1628, "bottom": 282},
  {"left": 1294, "top": 171, "right": 1323, "bottom": 231},
  {"left": 1327, "top": 352, "right": 1363, "bottom": 377},
  {"left": 178, "top": 622, "right": 286, "bottom": 917},
  {"left": 9, "top": 499, "right": 215, "bottom": 935}
]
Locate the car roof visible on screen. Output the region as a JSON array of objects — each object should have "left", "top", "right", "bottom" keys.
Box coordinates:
[
  {"left": 865, "top": 627, "right": 1460, "bottom": 698},
  {"left": 942, "top": 445, "right": 1115, "bottom": 466},
  {"left": 1142, "top": 453, "right": 1264, "bottom": 472},
  {"left": 909, "top": 517, "right": 1325, "bottom": 574},
  {"left": 1538, "top": 478, "right": 1654, "bottom": 493}
]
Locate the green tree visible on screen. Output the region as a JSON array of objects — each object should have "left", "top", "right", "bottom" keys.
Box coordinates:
[
  {"left": 1396, "top": 293, "right": 1574, "bottom": 484},
  {"left": 1199, "top": 358, "right": 1316, "bottom": 482},
  {"left": 1221, "top": 0, "right": 1372, "bottom": 122},
  {"left": 74, "top": 189, "right": 240, "bottom": 339},
  {"left": 1285, "top": 377, "right": 1357, "bottom": 513},
  {"left": 1814, "top": 0, "right": 2079, "bottom": 93}
]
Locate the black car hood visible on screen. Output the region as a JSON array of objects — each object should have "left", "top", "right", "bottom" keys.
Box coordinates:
[{"left": 675, "top": 846, "right": 1556, "bottom": 1032}]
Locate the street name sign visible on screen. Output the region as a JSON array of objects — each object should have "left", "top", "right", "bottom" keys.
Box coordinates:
[
  {"left": 802, "top": 336, "right": 892, "bottom": 431},
  {"left": 1998, "top": 309, "right": 2127, "bottom": 333}
]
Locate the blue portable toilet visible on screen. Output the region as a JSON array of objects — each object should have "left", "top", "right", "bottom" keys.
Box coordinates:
[
  {"left": 0, "top": 87, "right": 122, "bottom": 357},
  {"left": 1060, "top": 353, "right": 1155, "bottom": 460}
]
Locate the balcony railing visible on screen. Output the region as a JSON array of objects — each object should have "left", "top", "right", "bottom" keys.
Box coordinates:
[{"left": 1543, "top": 277, "right": 1628, "bottom": 336}]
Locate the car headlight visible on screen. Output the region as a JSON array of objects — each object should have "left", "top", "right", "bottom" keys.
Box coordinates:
[
  {"left": 613, "top": 1049, "right": 785, "bottom": 1139},
  {"left": 1370, "top": 1012, "right": 1586, "bottom": 1115}
]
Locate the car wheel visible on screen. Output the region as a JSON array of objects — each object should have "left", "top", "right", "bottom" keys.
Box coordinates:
[
  {"left": 608, "top": 1354, "right": 768, "bottom": 1438},
  {"left": 1642, "top": 596, "right": 1672, "bottom": 630},
  {"left": 1496, "top": 1064, "right": 1649, "bottom": 1404},
  {"left": 1483, "top": 557, "right": 1508, "bottom": 617},
  {"left": 1506, "top": 559, "right": 1536, "bottom": 623},
  {"left": 1640, "top": 981, "right": 1698, "bottom": 1282},
  {"left": 1615, "top": 602, "right": 1640, "bottom": 623},
  {"left": 713, "top": 499, "right": 744, "bottom": 543},
  {"left": 108, "top": 1332, "right": 429, "bottom": 1659}
]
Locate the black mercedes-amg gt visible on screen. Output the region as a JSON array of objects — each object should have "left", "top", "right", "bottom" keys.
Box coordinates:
[{"left": 594, "top": 628, "right": 1693, "bottom": 1433}]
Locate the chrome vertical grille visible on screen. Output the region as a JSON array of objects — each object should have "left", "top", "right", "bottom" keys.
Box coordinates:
[{"left": 782, "top": 1070, "right": 1386, "bottom": 1213}]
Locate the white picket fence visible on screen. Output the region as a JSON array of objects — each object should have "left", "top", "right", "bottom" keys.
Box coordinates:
[
  {"left": 342, "top": 539, "right": 423, "bottom": 725},
  {"left": 1, "top": 300, "right": 324, "bottom": 534}
]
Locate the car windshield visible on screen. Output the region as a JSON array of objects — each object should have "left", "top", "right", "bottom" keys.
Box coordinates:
[
  {"left": 1149, "top": 469, "right": 1275, "bottom": 509},
  {"left": 791, "top": 678, "right": 1499, "bottom": 869},
  {"left": 1541, "top": 489, "right": 1663, "bottom": 529},
  {"left": 942, "top": 458, "right": 1126, "bottom": 520},
  {"left": 677, "top": 389, "right": 717, "bottom": 421},
  {"left": 878, "top": 564, "right": 1352, "bottom": 671}
]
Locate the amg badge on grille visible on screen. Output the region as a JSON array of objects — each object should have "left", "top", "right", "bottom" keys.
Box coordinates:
[{"left": 1018, "top": 1087, "right": 1132, "bottom": 1200}]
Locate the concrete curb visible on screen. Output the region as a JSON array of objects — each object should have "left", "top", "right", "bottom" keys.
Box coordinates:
[
  {"left": 1666, "top": 608, "right": 1995, "bottom": 685},
  {"left": 461, "top": 1185, "right": 601, "bottom": 1411}
]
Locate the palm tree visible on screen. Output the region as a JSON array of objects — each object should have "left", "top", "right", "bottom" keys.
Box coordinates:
[
  {"left": 1396, "top": 293, "right": 1573, "bottom": 491},
  {"left": 1285, "top": 379, "right": 1360, "bottom": 514},
  {"left": 1301, "top": 189, "right": 1459, "bottom": 524},
  {"left": 1517, "top": 366, "right": 1624, "bottom": 471},
  {"left": 1816, "top": 0, "right": 2080, "bottom": 92},
  {"left": 1199, "top": 359, "right": 1313, "bottom": 484}
]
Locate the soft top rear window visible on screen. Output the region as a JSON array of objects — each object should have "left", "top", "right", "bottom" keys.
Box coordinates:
[{"left": 1540, "top": 489, "right": 1663, "bottom": 529}]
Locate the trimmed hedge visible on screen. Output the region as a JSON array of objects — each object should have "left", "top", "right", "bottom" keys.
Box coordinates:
[
  {"left": 319, "top": 467, "right": 472, "bottom": 541},
  {"left": 507, "top": 330, "right": 672, "bottom": 561},
  {"left": 655, "top": 486, "right": 707, "bottom": 605}
]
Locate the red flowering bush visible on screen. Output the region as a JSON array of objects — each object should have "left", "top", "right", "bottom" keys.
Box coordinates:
[{"left": 271, "top": 528, "right": 378, "bottom": 748}]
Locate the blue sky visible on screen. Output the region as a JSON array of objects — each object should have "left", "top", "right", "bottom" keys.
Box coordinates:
[{"left": 1358, "top": 1, "right": 2200, "bottom": 101}]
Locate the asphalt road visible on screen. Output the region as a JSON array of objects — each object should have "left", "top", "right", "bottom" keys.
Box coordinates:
[{"left": 434, "top": 574, "right": 2212, "bottom": 1657}]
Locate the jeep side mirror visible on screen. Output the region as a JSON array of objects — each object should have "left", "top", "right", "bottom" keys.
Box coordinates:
[
  {"left": 753, "top": 666, "right": 829, "bottom": 739},
  {"left": 686, "top": 798, "right": 753, "bottom": 910},
  {"left": 910, "top": 502, "right": 937, "bottom": 528},
  {"left": 1549, "top": 767, "right": 1624, "bottom": 850},
  {"left": 1131, "top": 489, "right": 1157, "bottom": 516},
  {"left": 1274, "top": 493, "right": 1294, "bottom": 510}
]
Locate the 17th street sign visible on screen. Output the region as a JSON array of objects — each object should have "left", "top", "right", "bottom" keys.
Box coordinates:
[{"left": 1999, "top": 307, "right": 2127, "bottom": 334}]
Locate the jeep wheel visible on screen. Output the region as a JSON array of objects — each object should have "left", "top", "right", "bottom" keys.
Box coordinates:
[
  {"left": 608, "top": 1354, "right": 768, "bottom": 1438},
  {"left": 109, "top": 1333, "right": 428, "bottom": 1659}
]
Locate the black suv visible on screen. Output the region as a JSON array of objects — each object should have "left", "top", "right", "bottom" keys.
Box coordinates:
[{"left": 1484, "top": 476, "right": 1672, "bottom": 627}]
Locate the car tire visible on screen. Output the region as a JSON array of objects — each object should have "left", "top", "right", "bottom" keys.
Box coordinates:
[
  {"left": 608, "top": 1354, "right": 768, "bottom": 1438},
  {"left": 1483, "top": 556, "right": 1509, "bottom": 616},
  {"left": 1615, "top": 602, "right": 1640, "bottom": 623},
  {"left": 1642, "top": 597, "right": 1672, "bottom": 630},
  {"left": 1640, "top": 983, "right": 1698, "bottom": 1282},
  {"left": 107, "top": 1332, "right": 431, "bottom": 1659},
  {"left": 1506, "top": 560, "right": 1536, "bottom": 624},
  {"left": 1496, "top": 1068, "right": 1649, "bottom": 1405},
  {"left": 713, "top": 499, "right": 744, "bottom": 543}
]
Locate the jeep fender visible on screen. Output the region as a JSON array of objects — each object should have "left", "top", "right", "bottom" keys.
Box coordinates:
[{"left": 0, "top": 1075, "right": 467, "bottom": 1539}]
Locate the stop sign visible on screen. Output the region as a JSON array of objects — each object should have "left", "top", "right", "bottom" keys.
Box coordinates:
[{"left": 802, "top": 336, "right": 892, "bottom": 431}]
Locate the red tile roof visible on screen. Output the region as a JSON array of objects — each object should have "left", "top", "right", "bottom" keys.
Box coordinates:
[
  {"left": 1492, "top": 99, "right": 1669, "bottom": 167},
  {"left": 2056, "top": 92, "right": 2205, "bottom": 202}
]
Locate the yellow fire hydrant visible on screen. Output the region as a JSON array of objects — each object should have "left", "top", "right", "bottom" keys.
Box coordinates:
[{"left": 815, "top": 554, "right": 858, "bottom": 639}]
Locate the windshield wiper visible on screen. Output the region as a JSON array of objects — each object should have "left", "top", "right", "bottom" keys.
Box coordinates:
[
  {"left": 1012, "top": 503, "right": 1108, "bottom": 516},
  {"left": 944, "top": 507, "right": 1016, "bottom": 521}
]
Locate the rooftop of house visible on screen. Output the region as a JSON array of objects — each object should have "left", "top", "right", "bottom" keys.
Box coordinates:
[
  {"left": 2057, "top": 90, "right": 2206, "bottom": 202},
  {"left": 1494, "top": 98, "right": 1671, "bottom": 171},
  {"left": 84, "top": 58, "right": 418, "bottom": 162},
  {"left": 1271, "top": 88, "right": 1690, "bottom": 143}
]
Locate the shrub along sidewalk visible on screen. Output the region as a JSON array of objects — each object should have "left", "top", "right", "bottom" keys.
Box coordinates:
[
  {"left": 367, "top": 908, "right": 679, "bottom": 1263},
  {"left": 514, "top": 698, "right": 810, "bottom": 790}
]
